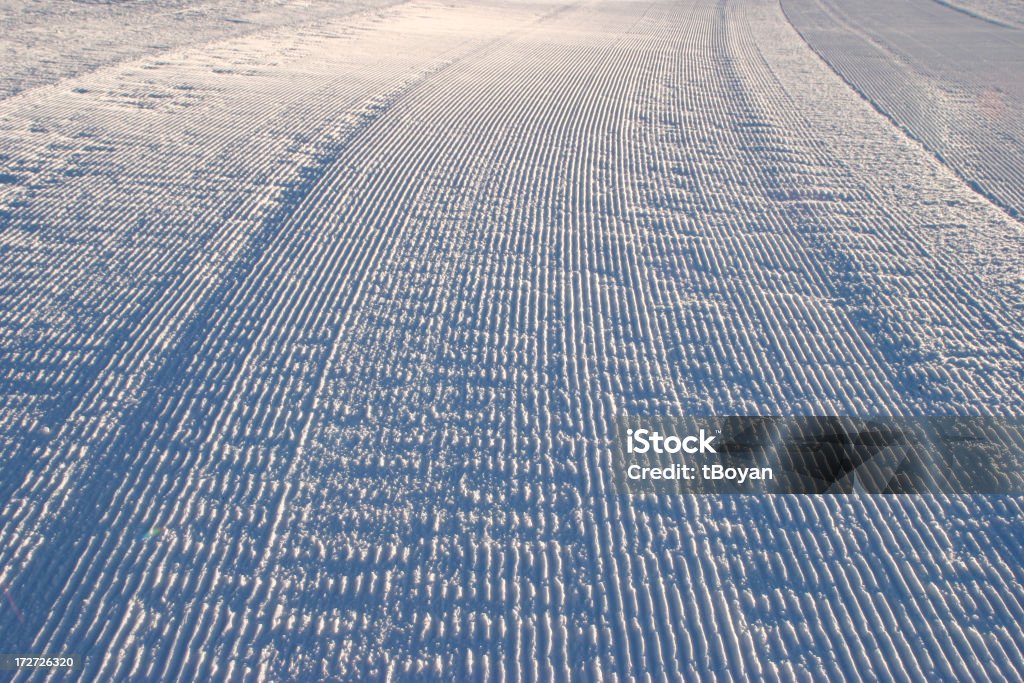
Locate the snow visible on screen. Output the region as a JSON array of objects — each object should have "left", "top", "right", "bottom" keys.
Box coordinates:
[
  {"left": 1, "top": 0, "right": 1023, "bottom": 680},
  {"left": 784, "top": 0, "right": 1024, "bottom": 218},
  {"left": 933, "top": 0, "right": 1024, "bottom": 29}
]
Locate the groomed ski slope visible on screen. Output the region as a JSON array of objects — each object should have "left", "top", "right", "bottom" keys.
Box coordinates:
[
  {"left": 1, "top": 0, "right": 1023, "bottom": 680},
  {"left": 784, "top": 0, "right": 1024, "bottom": 218}
]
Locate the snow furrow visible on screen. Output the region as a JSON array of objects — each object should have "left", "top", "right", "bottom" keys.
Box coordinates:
[{"left": 1, "top": 0, "right": 1022, "bottom": 680}]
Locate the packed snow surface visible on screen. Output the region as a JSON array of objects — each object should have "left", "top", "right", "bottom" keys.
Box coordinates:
[
  {"left": 931, "top": 0, "right": 1024, "bottom": 29},
  {"left": 1, "top": 0, "right": 1023, "bottom": 680},
  {"left": 785, "top": 0, "right": 1024, "bottom": 217}
]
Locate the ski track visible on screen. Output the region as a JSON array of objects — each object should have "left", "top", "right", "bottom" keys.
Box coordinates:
[
  {"left": 783, "top": 0, "right": 1024, "bottom": 219},
  {"left": 1, "top": 0, "right": 1023, "bottom": 680},
  {"left": 929, "top": 0, "right": 1024, "bottom": 31}
]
